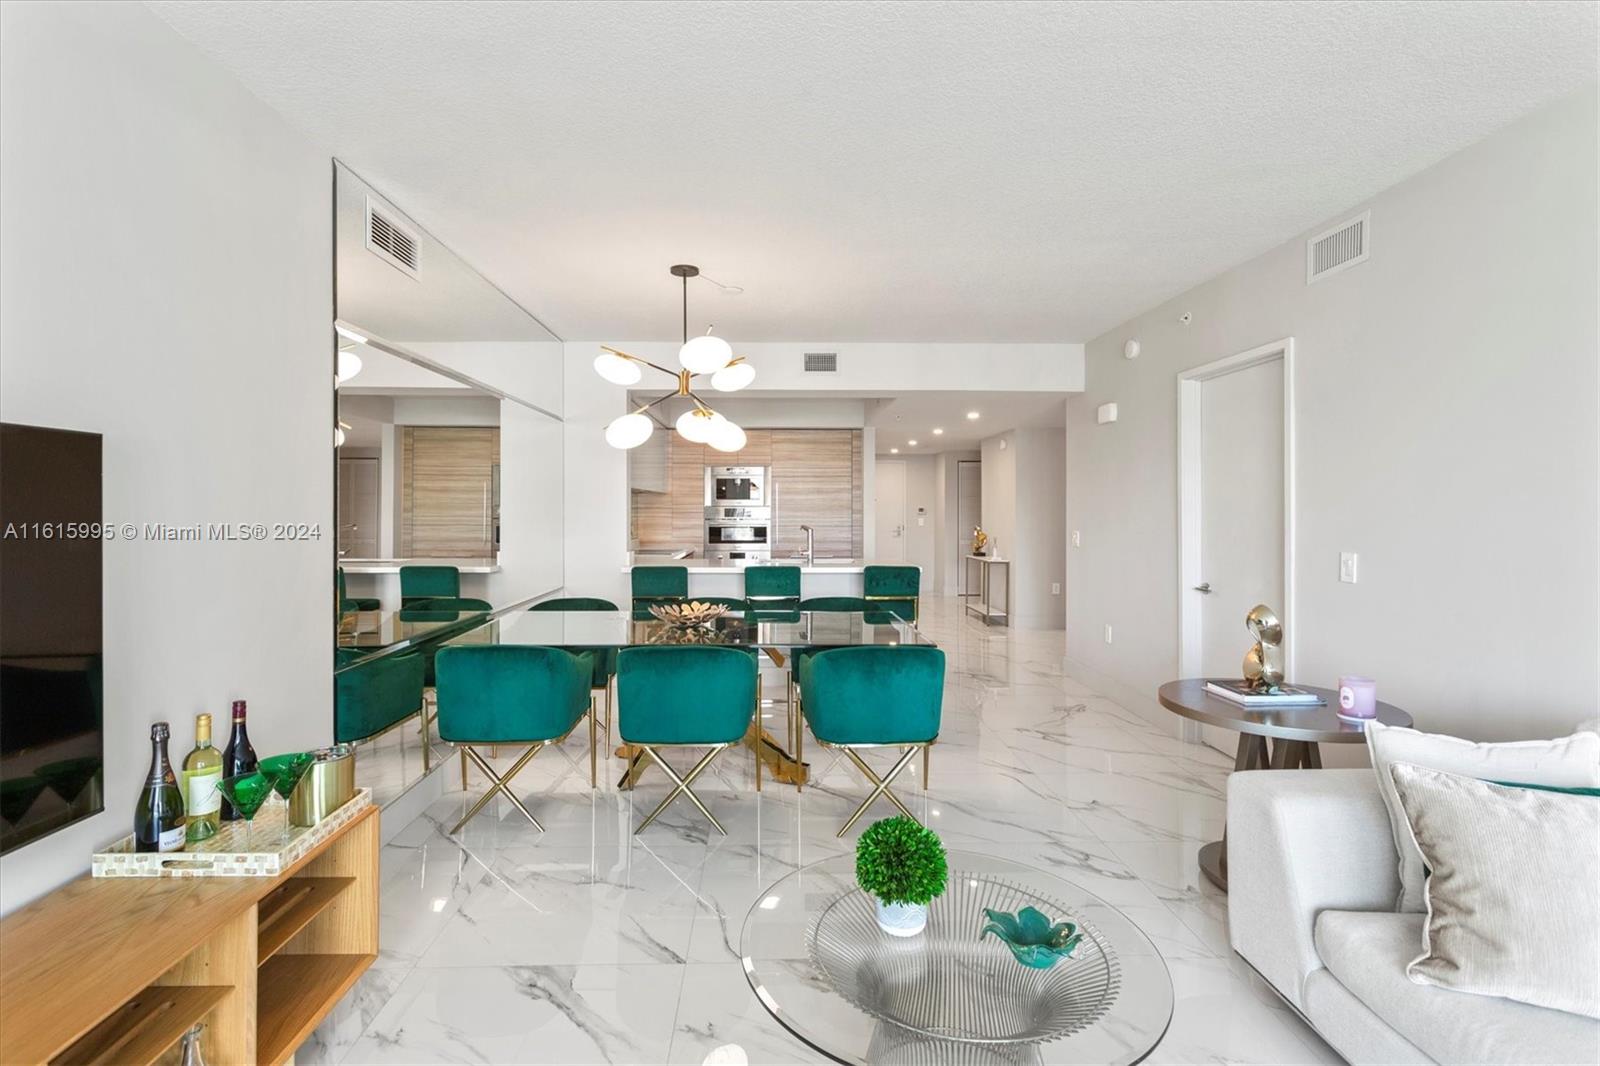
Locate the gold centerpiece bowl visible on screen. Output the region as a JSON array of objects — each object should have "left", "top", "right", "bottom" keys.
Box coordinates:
[{"left": 647, "top": 601, "right": 731, "bottom": 628}]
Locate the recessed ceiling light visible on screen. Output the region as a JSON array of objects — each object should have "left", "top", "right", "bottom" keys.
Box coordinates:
[
  {"left": 932, "top": 428, "right": 943, "bottom": 435},
  {"left": 889, "top": 447, "right": 899, "bottom": 454},
  {"left": 966, "top": 411, "right": 980, "bottom": 420},
  {"left": 908, "top": 439, "right": 918, "bottom": 446}
]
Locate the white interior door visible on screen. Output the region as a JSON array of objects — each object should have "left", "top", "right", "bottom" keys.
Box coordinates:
[
  {"left": 1196, "top": 358, "right": 1285, "bottom": 754},
  {"left": 337, "top": 457, "right": 380, "bottom": 558},
  {"left": 956, "top": 460, "right": 982, "bottom": 592},
  {"left": 874, "top": 460, "right": 907, "bottom": 563}
]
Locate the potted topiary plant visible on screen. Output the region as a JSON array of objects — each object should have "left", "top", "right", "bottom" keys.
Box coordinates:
[{"left": 855, "top": 815, "right": 948, "bottom": 936}]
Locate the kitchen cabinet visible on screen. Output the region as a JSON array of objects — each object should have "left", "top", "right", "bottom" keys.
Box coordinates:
[
  {"left": 399, "top": 426, "right": 499, "bottom": 557},
  {"left": 628, "top": 428, "right": 669, "bottom": 493},
  {"left": 770, "top": 429, "right": 857, "bottom": 558}
]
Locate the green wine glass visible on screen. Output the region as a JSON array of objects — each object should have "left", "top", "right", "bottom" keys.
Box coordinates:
[
  {"left": 216, "top": 772, "right": 272, "bottom": 851},
  {"left": 259, "top": 753, "right": 315, "bottom": 845}
]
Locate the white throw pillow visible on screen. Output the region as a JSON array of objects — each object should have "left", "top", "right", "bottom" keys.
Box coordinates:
[
  {"left": 1389, "top": 763, "right": 1600, "bottom": 1019},
  {"left": 1366, "top": 719, "right": 1600, "bottom": 912}
]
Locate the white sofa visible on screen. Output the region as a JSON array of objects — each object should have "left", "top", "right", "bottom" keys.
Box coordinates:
[{"left": 1227, "top": 769, "right": 1600, "bottom": 1065}]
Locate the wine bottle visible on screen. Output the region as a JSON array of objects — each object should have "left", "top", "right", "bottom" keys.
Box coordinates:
[
  {"left": 219, "top": 700, "right": 257, "bottom": 822},
  {"left": 134, "top": 722, "right": 186, "bottom": 852},
  {"left": 182, "top": 713, "right": 223, "bottom": 843}
]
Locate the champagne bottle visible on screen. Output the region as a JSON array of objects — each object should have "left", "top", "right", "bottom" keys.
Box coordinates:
[
  {"left": 219, "top": 700, "right": 257, "bottom": 822},
  {"left": 182, "top": 713, "right": 223, "bottom": 843},
  {"left": 134, "top": 722, "right": 186, "bottom": 852}
]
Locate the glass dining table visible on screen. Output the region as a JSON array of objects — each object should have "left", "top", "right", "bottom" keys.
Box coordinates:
[
  {"left": 442, "top": 609, "right": 936, "bottom": 788},
  {"left": 336, "top": 607, "right": 492, "bottom": 659}
]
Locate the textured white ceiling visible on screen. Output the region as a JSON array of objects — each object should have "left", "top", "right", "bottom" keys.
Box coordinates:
[{"left": 149, "top": 0, "right": 1596, "bottom": 342}]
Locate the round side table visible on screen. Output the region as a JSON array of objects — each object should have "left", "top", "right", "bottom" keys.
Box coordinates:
[{"left": 1157, "top": 679, "right": 1411, "bottom": 892}]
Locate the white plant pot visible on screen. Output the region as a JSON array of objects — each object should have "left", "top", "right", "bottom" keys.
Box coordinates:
[{"left": 875, "top": 898, "right": 928, "bottom": 937}]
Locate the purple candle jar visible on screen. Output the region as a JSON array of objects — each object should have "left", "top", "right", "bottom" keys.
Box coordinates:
[{"left": 1337, "top": 676, "right": 1378, "bottom": 721}]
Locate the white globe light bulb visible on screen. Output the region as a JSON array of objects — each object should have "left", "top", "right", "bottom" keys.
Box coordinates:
[
  {"left": 593, "top": 351, "right": 642, "bottom": 385},
  {"left": 707, "top": 418, "right": 747, "bottom": 453},
  {"left": 604, "top": 412, "right": 653, "bottom": 449},
  {"left": 679, "top": 334, "right": 733, "bottom": 375},
  {"left": 710, "top": 360, "right": 755, "bottom": 392},
  {"left": 336, "top": 349, "right": 363, "bottom": 384},
  {"left": 675, "top": 408, "right": 718, "bottom": 443}
]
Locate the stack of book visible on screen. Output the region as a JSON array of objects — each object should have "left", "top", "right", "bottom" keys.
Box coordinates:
[{"left": 1204, "top": 679, "right": 1325, "bottom": 707}]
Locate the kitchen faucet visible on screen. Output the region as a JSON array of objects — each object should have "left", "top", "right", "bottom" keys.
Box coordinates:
[{"left": 800, "top": 524, "right": 815, "bottom": 566}]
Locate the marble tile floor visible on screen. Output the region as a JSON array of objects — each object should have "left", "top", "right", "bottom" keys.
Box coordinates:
[{"left": 304, "top": 597, "right": 1340, "bottom": 1065}]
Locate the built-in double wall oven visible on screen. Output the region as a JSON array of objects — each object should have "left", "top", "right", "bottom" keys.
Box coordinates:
[{"left": 704, "top": 466, "right": 771, "bottom": 561}]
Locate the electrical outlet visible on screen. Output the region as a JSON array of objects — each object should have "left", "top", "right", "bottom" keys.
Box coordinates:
[
  {"left": 1103, "top": 624, "right": 1113, "bottom": 644},
  {"left": 1071, "top": 530, "right": 1081, "bottom": 547},
  {"left": 1340, "top": 552, "right": 1358, "bottom": 583},
  {"left": 1051, "top": 582, "right": 1061, "bottom": 595}
]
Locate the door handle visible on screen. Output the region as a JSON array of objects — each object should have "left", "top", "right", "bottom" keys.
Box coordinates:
[{"left": 1193, "top": 582, "right": 1212, "bottom": 594}]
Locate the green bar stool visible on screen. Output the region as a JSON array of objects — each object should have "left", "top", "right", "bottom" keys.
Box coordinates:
[
  {"left": 618, "top": 646, "right": 757, "bottom": 834},
  {"left": 631, "top": 565, "right": 687, "bottom": 615},
  {"left": 434, "top": 645, "right": 597, "bottom": 834},
  {"left": 863, "top": 565, "right": 921, "bottom": 624},
  {"left": 744, "top": 565, "right": 801, "bottom": 609},
  {"left": 400, "top": 597, "right": 493, "bottom": 614},
  {"left": 400, "top": 564, "right": 461, "bottom": 606},
  {"left": 798, "top": 645, "right": 945, "bottom": 836},
  {"left": 529, "top": 596, "right": 619, "bottom": 755},
  {"left": 335, "top": 648, "right": 429, "bottom": 767},
  {"left": 336, "top": 567, "right": 380, "bottom": 614}
]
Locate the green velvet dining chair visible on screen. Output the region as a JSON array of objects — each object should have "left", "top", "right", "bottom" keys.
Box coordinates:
[
  {"left": 528, "top": 597, "right": 619, "bottom": 753},
  {"left": 863, "top": 565, "right": 921, "bottom": 624},
  {"left": 786, "top": 596, "right": 874, "bottom": 768},
  {"left": 617, "top": 645, "right": 758, "bottom": 834},
  {"left": 400, "top": 565, "right": 461, "bottom": 606},
  {"left": 334, "top": 648, "right": 428, "bottom": 765},
  {"left": 798, "top": 645, "right": 945, "bottom": 835},
  {"left": 630, "top": 565, "right": 687, "bottom": 611},
  {"left": 434, "top": 644, "right": 597, "bottom": 834},
  {"left": 400, "top": 597, "right": 493, "bottom": 614}
]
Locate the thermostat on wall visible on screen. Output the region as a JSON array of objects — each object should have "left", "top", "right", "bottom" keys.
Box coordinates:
[{"left": 1097, "top": 403, "right": 1118, "bottom": 424}]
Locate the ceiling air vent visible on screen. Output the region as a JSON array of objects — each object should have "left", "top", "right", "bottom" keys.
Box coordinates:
[
  {"left": 804, "top": 352, "right": 838, "bottom": 373},
  {"left": 365, "top": 197, "right": 419, "bottom": 278},
  {"left": 1306, "top": 211, "right": 1369, "bottom": 284}
]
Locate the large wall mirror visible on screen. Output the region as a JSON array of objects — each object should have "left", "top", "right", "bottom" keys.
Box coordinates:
[{"left": 332, "top": 162, "right": 564, "bottom": 808}]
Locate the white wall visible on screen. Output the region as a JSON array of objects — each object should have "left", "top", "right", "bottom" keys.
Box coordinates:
[
  {"left": 980, "top": 430, "right": 1065, "bottom": 627},
  {"left": 401, "top": 341, "right": 564, "bottom": 415},
  {"left": 492, "top": 403, "right": 565, "bottom": 605},
  {"left": 0, "top": 2, "right": 332, "bottom": 910},
  {"left": 1065, "top": 87, "right": 1598, "bottom": 742},
  {"left": 563, "top": 343, "right": 632, "bottom": 605}
]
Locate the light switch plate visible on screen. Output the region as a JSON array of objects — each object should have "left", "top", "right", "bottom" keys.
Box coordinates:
[
  {"left": 1103, "top": 624, "right": 1113, "bottom": 644},
  {"left": 1340, "top": 552, "right": 1358, "bottom": 583},
  {"left": 1071, "top": 530, "right": 1081, "bottom": 547},
  {"left": 1052, "top": 583, "right": 1061, "bottom": 595}
]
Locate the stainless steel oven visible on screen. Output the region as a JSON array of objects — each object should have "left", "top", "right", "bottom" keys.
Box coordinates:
[
  {"left": 706, "top": 465, "right": 767, "bottom": 506},
  {"left": 704, "top": 504, "right": 771, "bottom": 562}
]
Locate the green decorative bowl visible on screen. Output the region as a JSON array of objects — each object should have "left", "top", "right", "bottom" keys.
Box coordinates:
[{"left": 981, "top": 905, "right": 1084, "bottom": 969}]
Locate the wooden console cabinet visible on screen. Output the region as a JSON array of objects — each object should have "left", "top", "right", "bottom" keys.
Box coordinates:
[{"left": 0, "top": 806, "right": 378, "bottom": 1065}]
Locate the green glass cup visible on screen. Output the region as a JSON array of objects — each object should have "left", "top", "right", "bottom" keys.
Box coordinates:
[
  {"left": 216, "top": 772, "right": 273, "bottom": 851},
  {"left": 259, "top": 753, "right": 316, "bottom": 844}
]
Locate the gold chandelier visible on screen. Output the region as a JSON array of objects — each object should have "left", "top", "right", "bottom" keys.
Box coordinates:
[{"left": 595, "top": 264, "right": 754, "bottom": 451}]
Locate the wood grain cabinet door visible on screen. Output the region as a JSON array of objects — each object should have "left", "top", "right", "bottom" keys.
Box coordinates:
[
  {"left": 770, "top": 429, "right": 857, "bottom": 558},
  {"left": 400, "top": 427, "right": 499, "bottom": 556}
]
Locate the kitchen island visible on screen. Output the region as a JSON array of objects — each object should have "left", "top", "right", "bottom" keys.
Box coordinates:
[
  {"left": 340, "top": 555, "right": 500, "bottom": 609},
  {"left": 622, "top": 558, "right": 905, "bottom": 599}
]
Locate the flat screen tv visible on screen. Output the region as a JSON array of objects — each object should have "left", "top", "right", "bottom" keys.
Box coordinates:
[{"left": 0, "top": 422, "right": 104, "bottom": 853}]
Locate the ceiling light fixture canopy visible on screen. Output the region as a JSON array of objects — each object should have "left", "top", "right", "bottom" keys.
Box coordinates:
[{"left": 597, "top": 264, "right": 754, "bottom": 450}]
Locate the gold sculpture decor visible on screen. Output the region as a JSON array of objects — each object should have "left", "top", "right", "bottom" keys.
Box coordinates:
[
  {"left": 1241, "top": 604, "right": 1286, "bottom": 692},
  {"left": 647, "top": 601, "right": 731, "bottom": 628},
  {"left": 971, "top": 526, "right": 989, "bottom": 556}
]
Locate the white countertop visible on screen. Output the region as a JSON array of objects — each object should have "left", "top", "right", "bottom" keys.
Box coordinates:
[
  {"left": 623, "top": 558, "right": 910, "bottom": 575},
  {"left": 340, "top": 556, "right": 501, "bottom": 575}
]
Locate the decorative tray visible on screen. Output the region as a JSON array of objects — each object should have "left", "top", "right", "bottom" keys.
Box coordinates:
[
  {"left": 807, "top": 872, "right": 1121, "bottom": 1046},
  {"left": 92, "top": 788, "right": 371, "bottom": 878}
]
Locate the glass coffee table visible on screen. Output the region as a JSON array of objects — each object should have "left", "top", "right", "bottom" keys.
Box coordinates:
[{"left": 740, "top": 852, "right": 1173, "bottom": 1065}]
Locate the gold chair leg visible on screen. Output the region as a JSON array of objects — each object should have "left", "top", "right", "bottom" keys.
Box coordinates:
[
  {"left": 451, "top": 743, "right": 545, "bottom": 834},
  {"left": 636, "top": 745, "right": 728, "bottom": 834},
  {"left": 460, "top": 747, "right": 468, "bottom": 791},
  {"left": 922, "top": 742, "right": 929, "bottom": 790},
  {"left": 420, "top": 700, "right": 431, "bottom": 773},
  {"left": 837, "top": 746, "right": 921, "bottom": 836}
]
